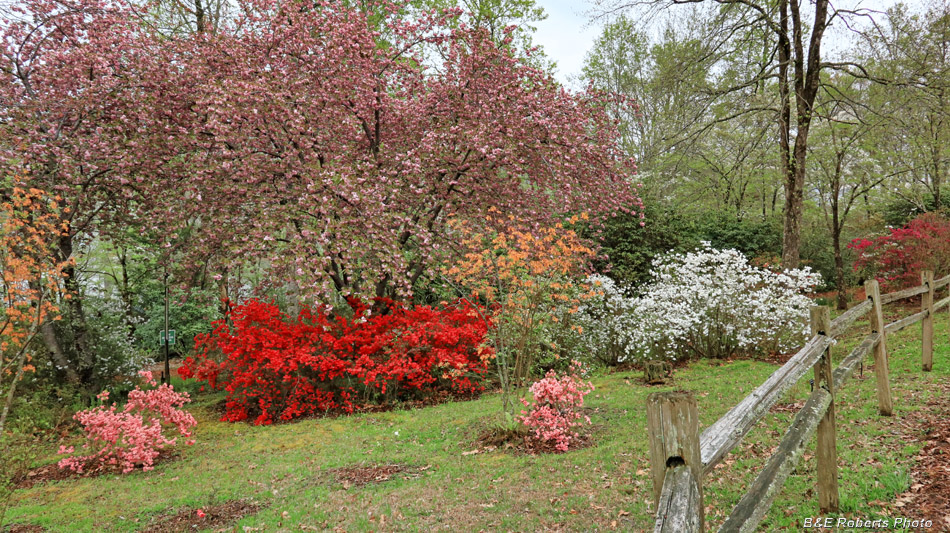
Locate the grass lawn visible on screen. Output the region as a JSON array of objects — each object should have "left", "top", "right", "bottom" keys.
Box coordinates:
[{"left": 3, "top": 308, "right": 948, "bottom": 532}]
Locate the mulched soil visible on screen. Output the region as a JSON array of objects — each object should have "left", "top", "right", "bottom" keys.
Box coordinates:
[
  {"left": 144, "top": 359, "right": 184, "bottom": 383},
  {"left": 139, "top": 500, "right": 261, "bottom": 533},
  {"left": 473, "top": 411, "right": 599, "bottom": 455},
  {"left": 331, "top": 463, "right": 431, "bottom": 489},
  {"left": 891, "top": 377, "right": 950, "bottom": 531},
  {"left": 14, "top": 450, "right": 181, "bottom": 490},
  {"left": 3, "top": 525, "right": 45, "bottom": 532}
]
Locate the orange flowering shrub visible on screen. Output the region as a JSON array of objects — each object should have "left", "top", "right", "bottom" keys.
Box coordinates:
[
  {"left": 1, "top": 184, "right": 70, "bottom": 432},
  {"left": 445, "top": 210, "right": 595, "bottom": 414}
]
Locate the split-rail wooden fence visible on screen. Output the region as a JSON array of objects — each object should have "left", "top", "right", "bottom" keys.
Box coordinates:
[{"left": 646, "top": 271, "right": 950, "bottom": 532}]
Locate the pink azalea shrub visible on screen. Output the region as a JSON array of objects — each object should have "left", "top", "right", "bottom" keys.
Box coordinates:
[
  {"left": 58, "top": 371, "right": 197, "bottom": 473},
  {"left": 518, "top": 362, "right": 593, "bottom": 452}
]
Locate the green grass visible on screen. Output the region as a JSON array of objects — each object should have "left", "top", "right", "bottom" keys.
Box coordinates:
[{"left": 3, "top": 309, "right": 948, "bottom": 532}]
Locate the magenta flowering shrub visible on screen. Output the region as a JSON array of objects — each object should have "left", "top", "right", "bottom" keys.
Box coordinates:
[
  {"left": 518, "top": 362, "right": 593, "bottom": 452},
  {"left": 58, "top": 371, "right": 197, "bottom": 474}
]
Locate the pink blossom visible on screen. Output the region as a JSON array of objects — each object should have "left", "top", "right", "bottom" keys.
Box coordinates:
[
  {"left": 518, "top": 361, "right": 593, "bottom": 452},
  {"left": 58, "top": 380, "right": 196, "bottom": 474}
]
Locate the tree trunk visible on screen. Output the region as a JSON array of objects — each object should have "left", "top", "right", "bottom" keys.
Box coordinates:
[
  {"left": 781, "top": 0, "right": 829, "bottom": 270},
  {"left": 831, "top": 152, "right": 847, "bottom": 311},
  {"left": 833, "top": 228, "right": 847, "bottom": 310},
  {"left": 39, "top": 321, "right": 80, "bottom": 385},
  {"left": 777, "top": 0, "right": 796, "bottom": 269},
  {"left": 781, "top": 164, "right": 804, "bottom": 269},
  {"left": 0, "top": 346, "right": 30, "bottom": 434},
  {"left": 58, "top": 233, "right": 94, "bottom": 390},
  {"left": 117, "top": 247, "right": 138, "bottom": 340}
]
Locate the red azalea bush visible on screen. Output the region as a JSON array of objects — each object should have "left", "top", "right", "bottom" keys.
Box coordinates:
[
  {"left": 849, "top": 212, "right": 950, "bottom": 291},
  {"left": 518, "top": 361, "right": 593, "bottom": 452},
  {"left": 58, "top": 371, "right": 197, "bottom": 474},
  {"left": 179, "top": 298, "right": 492, "bottom": 425}
]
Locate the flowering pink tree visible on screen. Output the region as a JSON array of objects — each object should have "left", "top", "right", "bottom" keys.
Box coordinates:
[
  {"left": 0, "top": 0, "right": 199, "bottom": 388},
  {"left": 3, "top": 0, "right": 640, "bottom": 332},
  {"left": 171, "top": 1, "right": 641, "bottom": 301}
]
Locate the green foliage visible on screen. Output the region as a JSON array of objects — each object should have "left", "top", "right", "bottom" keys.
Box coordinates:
[
  {"left": 1, "top": 378, "right": 83, "bottom": 435},
  {"left": 413, "top": 0, "right": 550, "bottom": 69},
  {"left": 882, "top": 189, "right": 948, "bottom": 226},
  {"left": 798, "top": 224, "right": 837, "bottom": 291},
  {"left": 132, "top": 284, "right": 221, "bottom": 359},
  {"left": 37, "top": 300, "right": 150, "bottom": 394},
  {"left": 593, "top": 203, "right": 696, "bottom": 289},
  {"left": 595, "top": 203, "right": 783, "bottom": 290},
  {"left": 693, "top": 212, "right": 783, "bottom": 259}
]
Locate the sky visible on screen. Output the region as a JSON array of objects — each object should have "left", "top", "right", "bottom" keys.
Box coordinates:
[
  {"left": 532, "top": 1, "right": 602, "bottom": 87},
  {"left": 532, "top": 0, "right": 926, "bottom": 87}
]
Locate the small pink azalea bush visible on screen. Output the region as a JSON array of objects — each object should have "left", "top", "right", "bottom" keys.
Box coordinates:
[
  {"left": 58, "top": 371, "right": 197, "bottom": 473},
  {"left": 519, "top": 362, "right": 593, "bottom": 452}
]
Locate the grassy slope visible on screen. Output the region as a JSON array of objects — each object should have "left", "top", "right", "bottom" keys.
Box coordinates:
[{"left": 4, "top": 308, "right": 948, "bottom": 532}]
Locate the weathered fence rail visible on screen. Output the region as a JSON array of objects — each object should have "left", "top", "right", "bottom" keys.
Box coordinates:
[{"left": 648, "top": 271, "right": 950, "bottom": 532}]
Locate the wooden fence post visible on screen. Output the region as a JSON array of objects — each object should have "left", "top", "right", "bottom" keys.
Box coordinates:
[
  {"left": 810, "top": 306, "right": 839, "bottom": 512},
  {"left": 922, "top": 271, "right": 934, "bottom": 372},
  {"left": 647, "top": 391, "right": 703, "bottom": 531},
  {"left": 865, "top": 280, "right": 894, "bottom": 416}
]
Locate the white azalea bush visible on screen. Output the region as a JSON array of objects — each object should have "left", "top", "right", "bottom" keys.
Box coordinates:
[
  {"left": 575, "top": 243, "right": 821, "bottom": 363},
  {"left": 574, "top": 274, "right": 648, "bottom": 365}
]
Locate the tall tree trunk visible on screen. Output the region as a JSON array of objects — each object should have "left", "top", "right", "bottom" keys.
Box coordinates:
[
  {"left": 934, "top": 88, "right": 945, "bottom": 209},
  {"left": 194, "top": 0, "right": 206, "bottom": 34},
  {"left": 0, "top": 346, "right": 30, "bottom": 434},
  {"left": 777, "top": 0, "right": 797, "bottom": 268},
  {"left": 58, "top": 233, "right": 94, "bottom": 390},
  {"left": 781, "top": 0, "right": 829, "bottom": 269},
  {"left": 831, "top": 149, "right": 848, "bottom": 311},
  {"left": 117, "top": 246, "right": 138, "bottom": 340},
  {"left": 782, "top": 164, "right": 804, "bottom": 269},
  {"left": 38, "top": 321, "right": 79, "bottom": 385},
  {"left": 833, "top": 227, "right": 847, "bottom": 310}
]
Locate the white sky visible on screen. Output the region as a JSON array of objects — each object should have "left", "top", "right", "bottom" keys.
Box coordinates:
[{"left": 533, "top": 0, "right": 927, "bottom": 87}]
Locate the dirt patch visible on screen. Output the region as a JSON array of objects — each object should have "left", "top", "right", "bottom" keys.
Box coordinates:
[
  {"left": 3, "top": 525, "right": 46, "bottom": 532},
  {"left": 144, "top": 359, "right": 184, "bottom": 383},
  {"left": 892, "top": 378, "right": 950, "bottom": 531},
  {"left": 331, "top": 463, "right": 430, "bottom": 489},
  {"left": 15, "top": 450, "right": 181, "bottom": 490},
  {"left": 139, "top": 500, "right": 261, "bottom": 533}
]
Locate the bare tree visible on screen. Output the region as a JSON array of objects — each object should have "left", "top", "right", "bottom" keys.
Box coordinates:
[
  {"left": 591, "top": 0, "right": 867, "bottom": 268},
  {"left": 811, "top": 74, "right": 889, "bottom": 309}
]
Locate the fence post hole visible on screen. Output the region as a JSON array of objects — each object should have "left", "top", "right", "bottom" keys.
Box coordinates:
[
  {"left": 810, "top": 306, "right": 839, "bottom": 512},
  {"left": 922, "top": 271, "right": 934, "bottom": 372},
  {"left": 647, "top": 391, "right": 703, "bottom": 531},
  {"left": 865, "top": 280, "right": 894, "bottom": 416}
]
